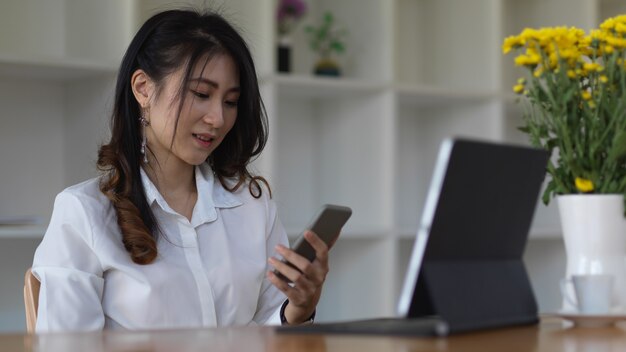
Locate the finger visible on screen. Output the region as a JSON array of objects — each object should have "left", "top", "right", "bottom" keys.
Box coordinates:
[
  {"left": 267, "top": 271, "right": 296, "bottom": 294},
  {"left": 268, "top": 256, "right": 319, "bottom": 294},
  {"left": 288, "top": 277, "right": 319, "bottom": 306},
  {"left": 294, "top": 260, "right": 327, "bottom": 287},
  {"left": 292, "top": 271, "right": 318, "bottom": 292},
  {"left": 304, "top": 231, "right": 329, "bottom": 263},
  {"left": 275, "top": 245, "right": 312, "bottom": 274},
  {"left": 269, "top": 256, "right": 303, "bottom": 283},
  {"left": 302, "top": 262, "right": 328, "bottom": 285},
  {"left": 267, "top": 271, "right": 312, "bottom": 306}
]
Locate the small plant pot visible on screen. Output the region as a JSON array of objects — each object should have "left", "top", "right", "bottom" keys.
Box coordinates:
[
  {"left": 313, "top": 58, "right": 341, "bottom": 77},
  {"left": 277, "top": 36, "right": 292, "bottom": 73}
]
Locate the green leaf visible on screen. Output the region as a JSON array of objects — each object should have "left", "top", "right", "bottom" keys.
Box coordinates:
[
  {"left": 331, "top": 42, "right": 345, "bottom": 53},
  {"left": 543, "top": 180, "right": 557, "bottom": 205},
  {"left": 608, "top": 131, "right": 626, "bottom": 162},
  {"left": 324, "top": 12, "right": 333, "bottom": 24},
  {"left": 546, "top": 138, "right": 559, "bottom": 151}
]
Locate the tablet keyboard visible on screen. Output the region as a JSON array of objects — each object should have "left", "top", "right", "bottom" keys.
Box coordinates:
[{"left": 275, "top": 317, "right": 449, "bottom": 337}]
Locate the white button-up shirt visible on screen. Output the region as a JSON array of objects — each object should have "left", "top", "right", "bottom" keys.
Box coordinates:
[{"left": 32, "top": 163, "right": 288, "bottom": 332}]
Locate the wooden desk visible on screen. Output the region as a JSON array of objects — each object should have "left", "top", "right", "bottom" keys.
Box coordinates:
[{"left": 3, "top": 320, "right": 626, "bottom": 352}]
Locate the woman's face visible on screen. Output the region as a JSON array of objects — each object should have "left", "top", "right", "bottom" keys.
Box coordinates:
[{"left": 140, "top": 53, "right": 240, "bottom": 169}]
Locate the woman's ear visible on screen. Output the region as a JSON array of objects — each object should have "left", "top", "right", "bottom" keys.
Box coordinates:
[{"left": 131, "top": 69, "right": 153, "bottom": 108}]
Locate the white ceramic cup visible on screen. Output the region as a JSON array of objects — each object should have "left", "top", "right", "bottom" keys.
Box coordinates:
[{"left": 560, "top": 274, "right": 615, "bottom": 314}]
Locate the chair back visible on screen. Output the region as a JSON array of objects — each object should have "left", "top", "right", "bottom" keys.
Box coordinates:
[{"left": 24, "top": 268, "right": 40, "bottom": 333}]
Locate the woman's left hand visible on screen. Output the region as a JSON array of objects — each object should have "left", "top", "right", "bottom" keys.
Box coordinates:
[{"left": 267, "top": 230, "right": 332, "bottom": 324}]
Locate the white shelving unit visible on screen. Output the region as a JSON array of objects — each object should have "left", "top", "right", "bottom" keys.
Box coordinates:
[
  {"left": 1, "top": 0, "right": 625, "bottom": 332},
  {"left": 0, "top": 0, "right": 131, "bottom": 332}
]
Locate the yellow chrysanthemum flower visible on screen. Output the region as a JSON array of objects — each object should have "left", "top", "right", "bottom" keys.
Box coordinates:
[
  {"left": 581, "top": 91, "right": 592, "bottom": 100},
  {"left": 606, "top": 36, "right": 626, "bottom": 49},
  {"left": 601, "top": 18, "right": 617, "bottom": 31},
  {"left": 583, "top": 62, "right": 601, "bottom": 72},
  {"left": 502, "top": 16, "right": 626, "bottom": 202},
  {"left": 502, "top": 36, "right": 523, "bottom": 54},
  {"left": 575, "top": 177, "right": 594, "bottom": 193}
]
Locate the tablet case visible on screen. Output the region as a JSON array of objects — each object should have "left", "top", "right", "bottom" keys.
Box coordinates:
[
  {"left": 277, "top": 138, "right": 549, "bottom": 336},
  {"left": 406, "top": 139, "right": 548, "bottom": 333}
]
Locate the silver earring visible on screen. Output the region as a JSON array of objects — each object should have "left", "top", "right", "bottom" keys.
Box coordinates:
[{"left": 139, "top": 112, "right": 150, "bottom": 164}]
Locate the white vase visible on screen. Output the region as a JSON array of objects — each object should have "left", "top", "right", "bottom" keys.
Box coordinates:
[{"left": 558, "top": 194, "right": 626, "bottom": 312}]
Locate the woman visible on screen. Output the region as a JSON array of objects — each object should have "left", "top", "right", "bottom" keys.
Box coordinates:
[{"left": 32, "top": 9, "right": 330, "bottom": 332}]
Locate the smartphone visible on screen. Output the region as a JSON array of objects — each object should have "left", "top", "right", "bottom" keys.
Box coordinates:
[{"left": 274, "top": 204, "right": 352, "bottom": 283}]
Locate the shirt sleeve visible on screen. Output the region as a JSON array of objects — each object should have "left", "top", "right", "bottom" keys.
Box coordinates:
[
  {"left": 251, "top": 195, "right": 289, "bottom": 326},
  {"left": 32, "top": 190, "right": 105, "bottom": 332}
]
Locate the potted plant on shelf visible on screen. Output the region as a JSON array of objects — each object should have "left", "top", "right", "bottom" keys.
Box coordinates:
[
  {"left": 276, "top": 0, "right": 307, "bottom": 73},
  {"left": 503, "top": 15, "right": 626, "bottom": 311},
  {"left": 305, "top": 11, "right": 347, "bottom": 77}
]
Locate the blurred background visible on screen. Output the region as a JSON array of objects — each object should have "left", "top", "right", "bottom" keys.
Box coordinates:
[{"left": 0, "top": 0, "right": 624, "bottom": 332}]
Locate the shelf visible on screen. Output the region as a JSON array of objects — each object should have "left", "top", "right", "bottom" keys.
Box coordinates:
[
  {"left": 261, "top": 74, "right": 385, "bottom": 99},
  {"left": 395, "top": 84, "right": 498, "bottom": 108},
  {"left": 0, "top": 226, "right": 46, "bottom": 239},
  {"left": 398, "top": 229, "right": 418, "bottom": 240},
  {"left": 0, "top": 54, "right": 117, "bottom": 81},
  {"left": 528, "top": 228, "right": 562, "bottom": 240},
  {"left": 263, "top": 75, "right": 500, "bottom": 106}
]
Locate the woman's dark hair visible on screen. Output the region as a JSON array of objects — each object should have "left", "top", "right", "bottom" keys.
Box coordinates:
[{"left": 97, "top": 9, "right": 269, "bottom": 265}]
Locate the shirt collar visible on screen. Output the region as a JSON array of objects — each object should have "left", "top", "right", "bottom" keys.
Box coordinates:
[
  {"left": 140, "top": 167, "right": 169, "bottom": 212},
  {"left": 140, "top": 163, "right": 243, "bottom": 226},
  {"left": 197, "top": 163, "right": 243, "bottom": 209}
]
